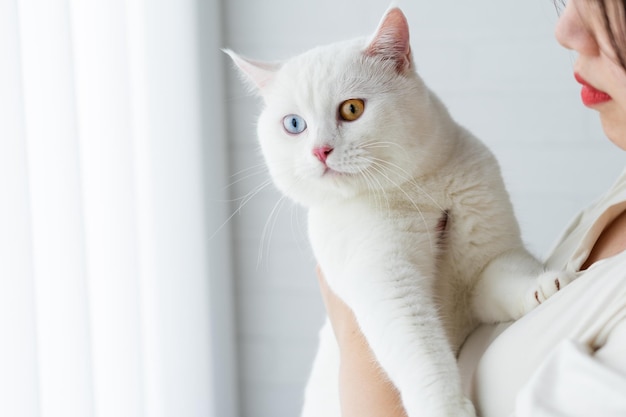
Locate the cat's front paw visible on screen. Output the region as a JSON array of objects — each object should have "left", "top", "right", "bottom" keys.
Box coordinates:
[
  {"left": 523, "top": 270, "right": 576, "bottom": 313},
  {"left": 458, "top": 397, "right": 477, "bottom": 417},
  {"left": 436, "top": 396, "right": 476, "bottom": 417},
  {"left": 441, "top": 397, "right": 476, "bottom": 417}
]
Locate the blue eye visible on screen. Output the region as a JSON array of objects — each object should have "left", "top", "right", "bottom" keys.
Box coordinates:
[{"left": 282, "top": 114, "right": 307, "bottom": 134}]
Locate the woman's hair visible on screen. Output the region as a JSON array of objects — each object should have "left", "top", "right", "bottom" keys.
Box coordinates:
[
  {"left": 594, "top": 0, "right": 626, "bottom": 68},
  {"left": 557, "top": 0, "right": 626, "bottom": 69}
]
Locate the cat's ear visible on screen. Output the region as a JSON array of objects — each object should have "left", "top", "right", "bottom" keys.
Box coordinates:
[
  {"left": 223, "top": 49, "right": 280, "bottom": 93},
  {"left": 365, "top": 7, "right": 412, "bottom": 73}
]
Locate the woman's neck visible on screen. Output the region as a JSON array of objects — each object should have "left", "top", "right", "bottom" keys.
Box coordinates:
[{"left": 581, "top": 209, "right": 626, "bottom": 270}]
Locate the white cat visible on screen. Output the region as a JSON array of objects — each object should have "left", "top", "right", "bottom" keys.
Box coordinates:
[{"left": 227, "top": 8, "right": 572, "bottom": 417}]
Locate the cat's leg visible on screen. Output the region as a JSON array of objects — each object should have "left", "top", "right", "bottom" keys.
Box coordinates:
[
  {"left": 472, "top": 249, "right": 576, "bottom": 322},
  {"left": 301, "top": 319, "right": 341, "bottom": 417},
  {"left": 336, "top": 265, "right": 476, "bottom": 417}
]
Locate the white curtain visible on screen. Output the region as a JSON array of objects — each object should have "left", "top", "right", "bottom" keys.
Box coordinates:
[{"left": 0, "top": 0, "right": 237, "bottom": 416}]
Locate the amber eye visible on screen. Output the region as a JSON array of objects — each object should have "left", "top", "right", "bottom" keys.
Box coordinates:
[{"left": 339, "top": 99, "right": 365, "bottom": 122}]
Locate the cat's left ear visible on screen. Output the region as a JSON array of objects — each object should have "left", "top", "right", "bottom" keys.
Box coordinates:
[
  {"left": 365, "top": 7, "right": 412, "bottom": 73},
  {"left": 224, "top": 49, "right": 281, "bottom": 93}
]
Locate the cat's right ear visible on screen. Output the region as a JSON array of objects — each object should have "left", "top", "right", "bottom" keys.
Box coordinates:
[{"left": 223, "top": 49, "right": 280, "bottom": 94}]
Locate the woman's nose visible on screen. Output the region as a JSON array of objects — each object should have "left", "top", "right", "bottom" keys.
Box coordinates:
[{"left": 554, "top": 1, "right": 599, "bottom": 56}]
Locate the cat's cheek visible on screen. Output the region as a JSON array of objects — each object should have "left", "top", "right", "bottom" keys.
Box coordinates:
[{"left": 263, "top": 162, "right": 315, "bottom": 207}]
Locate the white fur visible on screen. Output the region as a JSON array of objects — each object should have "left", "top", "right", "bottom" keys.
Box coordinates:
[{"left": 228, "top": 8, "right": 572, "bottom": 417}]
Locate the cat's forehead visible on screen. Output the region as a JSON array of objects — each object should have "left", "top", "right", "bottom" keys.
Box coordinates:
[
  {"left": 292, "top": 39, "right": 363, "bottom": 68},
  {"left": 273, "top": 39, "right": 370, "bottom": 97}
]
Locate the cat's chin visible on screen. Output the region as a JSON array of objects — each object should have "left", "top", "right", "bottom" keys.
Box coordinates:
[
  {"left": 280, "top": 177, "right": 363, "bottom": 208},
  {"left": 318, "top": 168, "right": 365, "bottom": 193}
]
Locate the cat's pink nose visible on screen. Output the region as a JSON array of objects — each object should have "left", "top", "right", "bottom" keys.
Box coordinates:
[{"left": 313, "top": 146, "right": 333, "bottom": 164}]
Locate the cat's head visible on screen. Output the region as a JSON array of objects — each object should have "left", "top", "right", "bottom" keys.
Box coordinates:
[{"left": 227, "top": 8, "right": 446, "bottom": 207}]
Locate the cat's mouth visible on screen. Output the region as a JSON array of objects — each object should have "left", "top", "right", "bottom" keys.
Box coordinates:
[
  {"left": 320, "top": 164, "right": 364, "bottom": 179},
  {"left": 322, "top": 166, "right": 346, "bottom": 177}
]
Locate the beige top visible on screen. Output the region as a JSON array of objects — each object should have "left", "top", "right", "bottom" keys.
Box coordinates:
[{"left": 459, "top": 169, "right": 626, "bottom": 417}]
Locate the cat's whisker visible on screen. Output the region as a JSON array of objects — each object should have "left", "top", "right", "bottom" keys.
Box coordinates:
[
  {"left": 360, "top": 164, "right": 391, "bottom": 214},
  {"left": 367, "top": 161, "right": 436, "bottom": 255},
  {"left": 369, "top": 159, "right": 444, "bottom": 249},
  {"left": 367, "top": 160, "right": 422, "bottom": 214},
  {"left": 360, "top": 140, "right": 409, "bottom": 152},
  {"left": 227, "top": 172, "right": 268, "bottom": 193},
  {"left": 257, "top": 195, "right": 289, "bottom": 270},
  {"left": 370, "top": 157, "right": 446, "bottom": 213},
  {"left": 208, "top": 178, "right": 274, "bottom": 242},
  {"left": 213, "top": 171, "right": 271, "bottom": 204},
  {"left": 350, "top": 155, "right": 384, "bottom": 209},
  {"left": 359, "top": 169, "right": 382, "bottom": 211},
  {"left": 255, "top": 172, "right": 310, "bottom": 269},
  {"left": 289, "top": 203, "right": 309, "bottom": 257},
  {"left": 360, "top": 142, "right": 391, "bottom": 150},
  {"left": 237, "top": 178, "right": 274, "bottom": 211},
  {"left": 365, "top": 171, "right": 386, "bottom": 212},
  {"left": 230, "top": 161, "right": 268, "bottom": 178},
  {"left": 227, "top": 162, "right": 268, "bottom": 183}
]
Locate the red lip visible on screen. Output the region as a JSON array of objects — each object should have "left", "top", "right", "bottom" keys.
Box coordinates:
[{"left": 574, "top": 73, "right": 612, "bottom": 106}]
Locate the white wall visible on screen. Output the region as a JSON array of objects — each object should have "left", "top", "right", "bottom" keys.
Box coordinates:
[{"left": 220, "top": 1, "right": 625, "bottom": 416}]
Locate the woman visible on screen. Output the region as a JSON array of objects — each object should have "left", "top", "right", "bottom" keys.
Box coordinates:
[{"left": 318, "top": 1, "right": 626, "bottom": 415}]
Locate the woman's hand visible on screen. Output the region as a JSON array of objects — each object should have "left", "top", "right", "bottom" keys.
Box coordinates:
[
  {"left": 316, "top": 266, "right": 408, "bottom": 417},
  {"left": 316, "top": 265, "right": 367, "bottom": 348}
]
